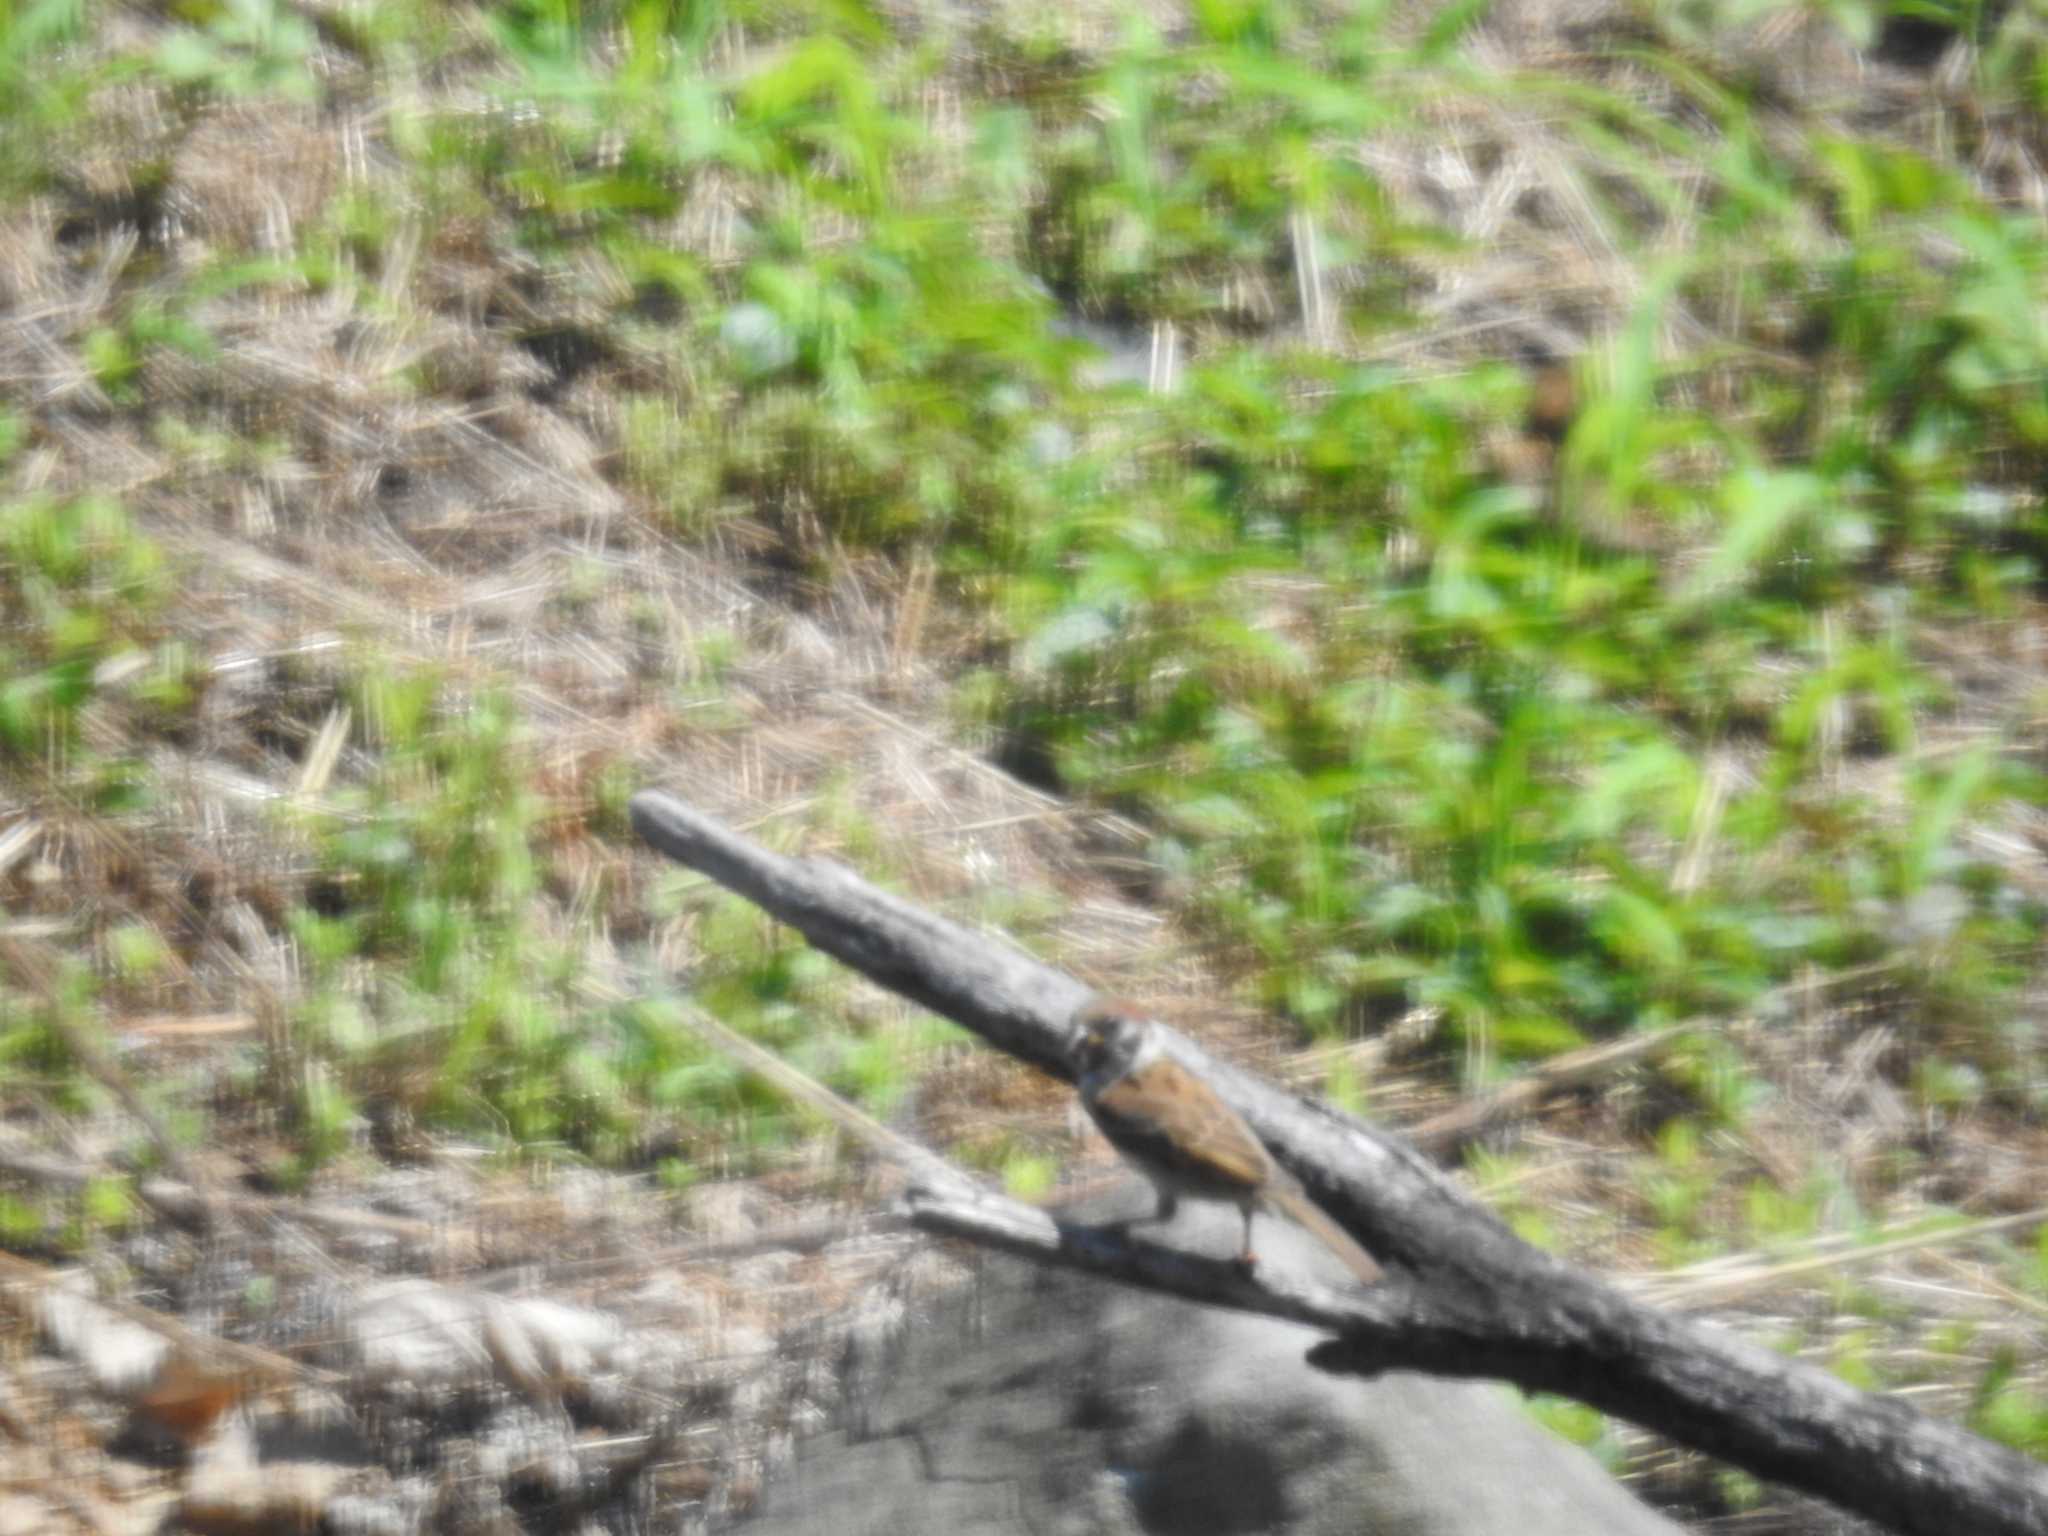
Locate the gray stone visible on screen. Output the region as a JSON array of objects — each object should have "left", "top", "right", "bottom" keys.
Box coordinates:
[{"left": 737, "top": 1192, "right": 1684, "bottom": 1536}]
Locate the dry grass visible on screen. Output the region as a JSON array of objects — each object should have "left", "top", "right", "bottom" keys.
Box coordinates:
[{"left": 1, "top": 0, "right": 2045, "bottom": 1530}]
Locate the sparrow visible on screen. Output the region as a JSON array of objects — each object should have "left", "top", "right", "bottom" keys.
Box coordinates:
[{"left": 1072, "top": 999, "right": 1383, "bottom": 1285}]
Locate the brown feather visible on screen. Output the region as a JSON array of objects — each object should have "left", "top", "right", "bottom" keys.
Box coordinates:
[
  {"left": 1076, "top": 1001, "right": 1384, "bottom": 1286},
  {"left": 1087, "top": 1058, "right": 1272, "bottom": 1197}
]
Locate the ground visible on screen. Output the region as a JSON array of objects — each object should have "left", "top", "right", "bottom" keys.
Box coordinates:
[{"left": 2, "top": 1, "right": 2047, "bottom": 1531}]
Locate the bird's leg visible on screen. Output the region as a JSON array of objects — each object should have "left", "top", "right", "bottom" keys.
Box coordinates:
[
  {"left": 1107, "top": 1185, "right": 1177, "bottom": 1235},
  {"left": 1237, "top": 1204, "right": 1260, "bottom": 1269}
]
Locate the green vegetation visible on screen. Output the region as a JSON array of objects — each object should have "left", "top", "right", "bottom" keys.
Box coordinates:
[{"left": 3, "top": 0, "right": 2048, "bottom": 1508}]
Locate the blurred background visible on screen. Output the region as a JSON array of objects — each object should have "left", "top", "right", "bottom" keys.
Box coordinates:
[{"left": 2, "top": 0, "right": 2047, "bottom": 1530}]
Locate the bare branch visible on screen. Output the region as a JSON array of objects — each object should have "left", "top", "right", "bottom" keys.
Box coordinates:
[
  {"left": 630, "top": 790, "right": 1090, "bottom": 1078},
  {"left": 630, "top": 789, "right": 2048, "bottom": 1536},
  {"left": 904, "top": 1183, "right": 1392, "bottom": 1336}
]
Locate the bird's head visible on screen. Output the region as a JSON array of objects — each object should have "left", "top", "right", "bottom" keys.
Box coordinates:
[{"left": 1073, "top": 999, "right": 1154, "bottom": 1082}]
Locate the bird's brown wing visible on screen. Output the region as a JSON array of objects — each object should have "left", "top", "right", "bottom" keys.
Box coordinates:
[{"left": 1089, "top": 1055, "right": 1273, "bottom": 1199}]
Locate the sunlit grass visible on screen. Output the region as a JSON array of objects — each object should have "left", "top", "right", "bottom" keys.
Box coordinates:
[{"left": 2, "top": 3, "right": 2047, "bottom": 1480}]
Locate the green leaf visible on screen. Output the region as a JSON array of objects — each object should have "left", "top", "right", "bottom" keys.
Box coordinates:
[
  {"left": 1904, "top": 745, "right": 1996, "bottom": 893},
  {"left": 1680, "top": 467, "right": 1825, "bottom": 605},
  {"left": 1594, "top": 888, "right": 1685, "bottom": 972}
]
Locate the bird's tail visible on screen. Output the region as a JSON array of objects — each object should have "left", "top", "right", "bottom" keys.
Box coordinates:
[{"left": 1271, "top": 1184, "right": 1384, "bottom": 1286}]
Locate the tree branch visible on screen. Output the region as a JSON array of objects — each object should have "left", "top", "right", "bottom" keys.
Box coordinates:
[
  {"left": 630, "top": 789, "right": 2048, "bottom": 1536},
  {"left": 903, "top": 1181, "right": 1392, "bottom": 1335}
]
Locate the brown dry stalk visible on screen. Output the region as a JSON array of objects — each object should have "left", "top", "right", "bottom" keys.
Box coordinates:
[
  {"left": 581, "top": 976, "right": 975, "bottom": 1202},
  {"left": 1643, "top": 1205, "right": 2048, "bottom": 1309},
  {"left": 0, "top": 934, "right": 227, "bottom": 1234},
  {"left": 0, "top": 1248, "right": 329, "bottom": 1393},
  {"left": 1407, "top": 958, "right": 1905, "bottom": 1152}
]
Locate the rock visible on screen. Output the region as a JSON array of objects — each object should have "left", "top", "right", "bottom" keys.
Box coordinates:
[{"left": 735, "top": 1192, "right": 1681, "bottom": 1536}]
